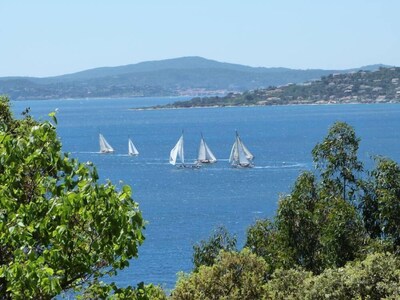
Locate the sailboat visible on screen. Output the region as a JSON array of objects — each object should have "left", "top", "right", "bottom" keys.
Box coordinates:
[
  {"left": 99, "top": 133, "right": 114, "bottom": 153},
  {"left": 197, "top": 133, "right": 217, "bottom": 164},
  {"left": 169, "top": 132, "right": 200, "bottom": 168},
  {"left": 229, "top": 131, "right": 254, "bottom": 167},
  {"left": 128, "top": 138, "right": 139, "bottom": 156}
]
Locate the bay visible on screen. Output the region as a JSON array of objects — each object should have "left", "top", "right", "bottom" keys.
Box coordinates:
[{"left": 10, "top": 98, "right": 400, "bottom": 289}]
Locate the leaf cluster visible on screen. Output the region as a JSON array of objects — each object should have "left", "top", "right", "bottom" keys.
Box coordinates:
[
  {"left": 0, "top": 96, "right": 146, "bottom": 298},
  {"left": 192, "top": 226, "right": 237, "bottom": 271}
]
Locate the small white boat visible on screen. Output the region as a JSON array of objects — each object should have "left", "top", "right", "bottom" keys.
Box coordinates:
[
  {"left": 197, "top": 133, "right": 217, "bottom": 164},
  {"left": 128, "top": 138, "right": 139, "bottom": 156},
  {"left": 229, "top": 131, "right": 254, "bottom": 167},
  {"left": 99, "top": 133, "right": 114, "bottom": 153}
]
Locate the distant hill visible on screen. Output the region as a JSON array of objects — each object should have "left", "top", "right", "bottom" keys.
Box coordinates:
[
  {"left": 0, "top": 56, "right": 390, "bottom": 100},
  {"left": 157, "top": 67, "right": 400, "bottom": 108}
]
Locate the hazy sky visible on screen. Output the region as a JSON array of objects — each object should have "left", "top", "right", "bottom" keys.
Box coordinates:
[{"left": 1, "top": 0, "right": 399, "bottom": 77}]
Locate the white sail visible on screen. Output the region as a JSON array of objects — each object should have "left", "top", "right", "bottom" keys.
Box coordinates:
[
  {"left": 229, "top": 132, "right": 253, "bottom": 167},
  {"left": 128, "top": 138, "right": 139, "bottom": 156},
  {"left": 197, "top": 135, "right": 217, "bottom": 163},
  {"left": 99, "top": 133, "right": 114, "bottom": 153},
  {"left": 238, "top": 136, "right": 254, "bottom": 160},
  {"left": 169, "top": 134, "right": 185, "bottom": 165}
]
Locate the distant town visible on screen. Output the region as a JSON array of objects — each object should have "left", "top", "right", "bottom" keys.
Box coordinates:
[{"left": 154, "top": 67, "right": 400, "bottom": 109}]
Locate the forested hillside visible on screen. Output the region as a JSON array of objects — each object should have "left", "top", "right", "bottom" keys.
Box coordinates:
[
  {"left": 161, "top": 67, "right": 400, "bottom": 108},
  {"left": 0, "top": 57, "right": 385, "bottom": 100}
]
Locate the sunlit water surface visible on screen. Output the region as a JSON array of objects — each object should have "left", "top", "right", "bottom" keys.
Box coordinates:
[{"left": 11, "top": 98, "right": 400, "bottom": 289}]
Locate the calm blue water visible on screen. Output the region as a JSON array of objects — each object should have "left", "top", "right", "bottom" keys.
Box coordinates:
[{"left": 10, "top": 98, "right": 400, "bottom": 289}]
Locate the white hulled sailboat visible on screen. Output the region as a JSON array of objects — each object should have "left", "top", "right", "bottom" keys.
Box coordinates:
[
  {"left": 99, "top": 133, "right": 114, "bottom": 153},
  {"left": 169, "top": 132, "right": 185, "bottom": 167},
  {"left": 169, "top": 131, "right": 200, "bottom": 168},
  {"left": 128, "top": 138, "right": 139, "bottom": 156},
  {"left": 197, "top": 133, "right": 217, "bottom": 164},
  {"left": 229, "top": 131, "right": 254, "bottom": 167}
]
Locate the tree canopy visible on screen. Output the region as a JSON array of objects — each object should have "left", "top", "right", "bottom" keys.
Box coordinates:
[
  {"left": 0, "top": 95, "right": 146, "bottom": 299},
  {"left": 174, "top": 121, "right": 400, "bottom": 299}
]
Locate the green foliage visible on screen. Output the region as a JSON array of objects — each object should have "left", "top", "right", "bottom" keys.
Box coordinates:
[
  {"left": 275, "top": 172, "right": 322, "bottom": 272},
  {"left": 263, "top": 268, "right": 312, "bottom": 299},
  {"left": 317, "top": 197, "right": 364, "bottom": 268},
  {"left": 247, "top": 173, "right": 364, "bottom": 274},
  {"left": 172, "top": 251, "right": 400, "bottom": 300},
  {"left": 0, "top": 95, "right": 14, "bottom": 129},
  {"left": 312, "top": 121, "right": 363, "bottom": 201},
  {"left": 179, "top": 121, "right": 400, "bottom": 298},
  {"left": 246, "top": 123, "right": 366, "bottom": 274},
  {"left": 245, "top": 219, "right": 285, "bottom": 270},
  {"left": 361, "top": 157, "right": 400, "bottom": 247},
  {"left": 171, "top": 249, "right": 269, "bottom": 300},
  {"left": 192, "top": 226, "right": 237, "bottom": 271},
  {"left": 264, "top": 253, "right": 400, "bottom": 299},
  {"left": 79, "top": 281, "right": 167, "bottom": 300},
  {"left": 157, "top": 66, "right": 400, "bottom": 108},
  {"left": 0, "top": 96, "right": 145, "bottom": 298}
]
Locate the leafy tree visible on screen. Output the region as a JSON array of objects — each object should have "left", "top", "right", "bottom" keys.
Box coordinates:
[
  {"left": 0, "top": 96, "right": 14, "bottom": 129},
  {"left": 275, "top": 172, "right": 321, "bottom": 272},
  {"left": 317, "top": 197, "right": 364, "bottom": 268},
  {"left": 192, "top": 226, "right": 236, "bottom": 271},
  {"left": 246, "top": 124, "right": 365, "bottom": 274},
  {"left": 244, "top": 219, "right": 285, "bottom": 270},
  {"left": 264, "top": 252, "right": 400, "bottom": 299},
  {"left": 172, "top": 249, "right": 269, "bottom": 300},
  {"left": 312, "top": 121, "right": 363, "bottom": 202},
  {"left": 307, "top": 252, "right": 400, "bottom": 299},
  {"left": 79, "top": 281, "right": 167, "bottom": 300},
  {"left": 0, "top": 96, "right": 145, "bottom": 298},
  {"left": 263, "top": 268, "right": 311, "bottom": 300},
  {"left": 275, "top": 173, "right": 364, "bottom": 273},
  {"left": 361, "top": 157, "right": 400, "bottom": 247}
]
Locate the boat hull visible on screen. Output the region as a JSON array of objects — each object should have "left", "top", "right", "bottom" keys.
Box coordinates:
[
  {"left": 197, "top": 159, "right": 216, "bottom": 164},
  {"left": 177, "top": 164, "right": 201, "bottom": 169},
  {"left": 231, "top": 162, "right": 253, "bottom": 168}
]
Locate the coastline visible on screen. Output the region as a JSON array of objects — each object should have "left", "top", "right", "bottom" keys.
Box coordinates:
[
  {"left": 11, "top": 95, "right": 192, "bottom": 102},
  {"left": 131, "top": 100, "right": 400, "bottom": 111}
]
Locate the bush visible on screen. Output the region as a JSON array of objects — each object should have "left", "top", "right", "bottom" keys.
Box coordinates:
[
  {"left": 192, "top": 226, "right": 236, "bottom": 271},
  {"left": 172, "top": 249, "right": 269, "bottom": 300},
  {"left": 264, "top": 252, "right": 400, "bottom": 299}
]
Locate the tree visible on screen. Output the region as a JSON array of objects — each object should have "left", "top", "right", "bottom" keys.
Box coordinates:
[
  {"left": 275, "top": 172, "right": 364, "bottom": 273},
  {"left": 245, "top": 219, "right": 282, "bottom": 269},
  {"left": 361, "top": 157, "right": 400, "bottom": 247},
  {"left": 264, "top": 252, "right": 400, "bottom": 300},
  {"left": 192, "top": 226, "right": 237, "bottom": 271},
  {"left": 172, "top": 249, "right": 269, "bottom": 300},
  {"left": 275, "top": 172, "right": 321, "bottom": 272},
  {"left": 79, "top": 281, "right": 167, "bottom": 300},
  {"left": 245, "top": 124, "right": 365, "bottom": 273},
  {"left": 312, "top": 121, "right": 363, "bottom": 202},
  {"left": 0, "top": 96, "right": 145, "bottom": 298}
]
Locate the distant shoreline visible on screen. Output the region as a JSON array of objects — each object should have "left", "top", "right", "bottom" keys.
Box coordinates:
[
  {"left": 11, "top": 95, "right": 193, "bottom": 102},
  {"left": 130, "top": 100, "right": 399, "bottom": 111}
]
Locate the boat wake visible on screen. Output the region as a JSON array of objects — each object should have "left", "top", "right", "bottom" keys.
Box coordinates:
[
  {"left": 70, "top": 151, "right": 104, "bottom": 154},
  {"left": 253, "top": 162, "right": 308, "bottom": 169}
]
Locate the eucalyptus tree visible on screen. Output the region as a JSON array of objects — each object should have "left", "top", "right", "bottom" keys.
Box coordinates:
[
  {"left": 361, "top": 157, "right": 400, "bottom": 247},
  {"left": 192, "top": 226, "right": 237, "bottom": 271},
  {"left": 246, "top": 122, "right": 365, "bottom": 273},
  {"left": 312, "top": 121, "right": 363, "bottom": 202}
]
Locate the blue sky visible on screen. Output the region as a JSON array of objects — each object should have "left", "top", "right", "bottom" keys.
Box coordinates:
[{"left": 1, "top": 0, "right": 399, "bottom": 77}]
